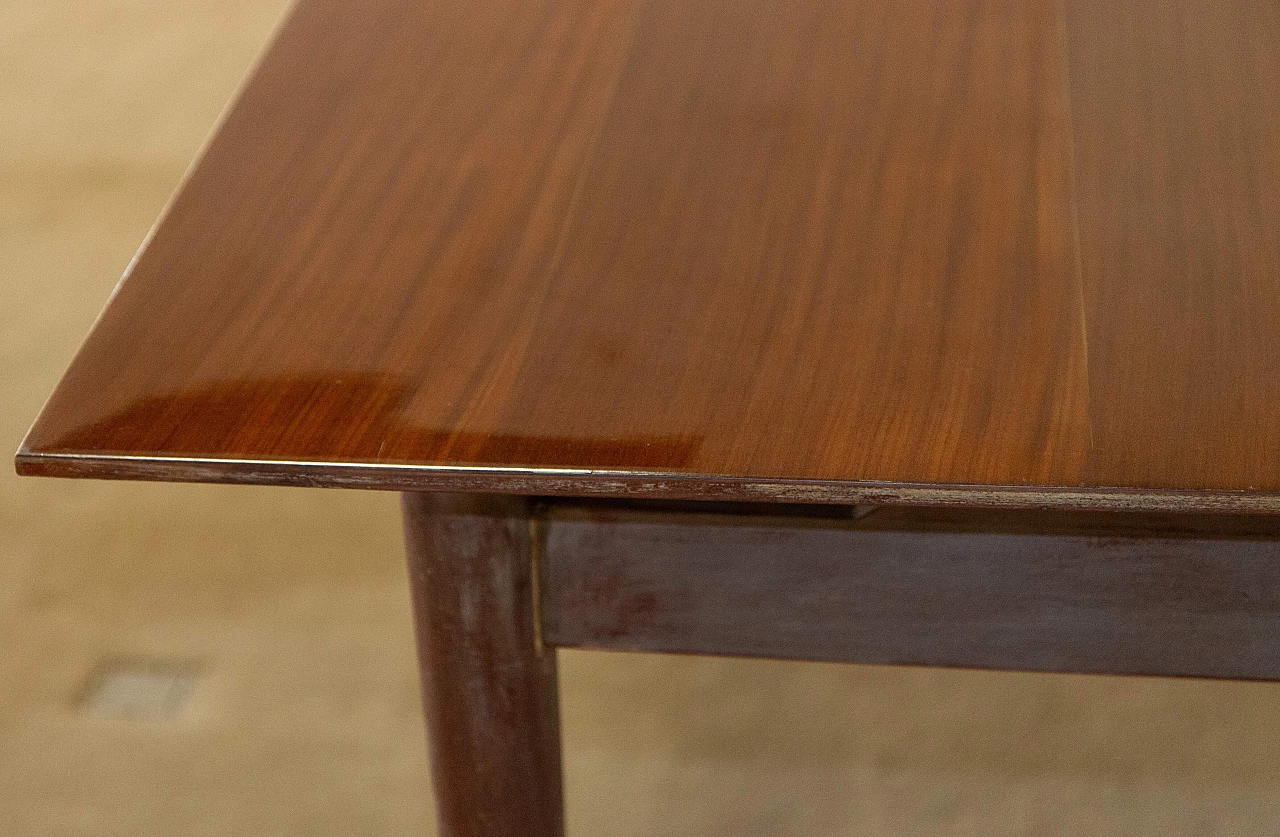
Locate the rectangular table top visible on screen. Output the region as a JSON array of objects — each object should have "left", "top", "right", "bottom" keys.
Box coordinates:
[{"left": 17, "top": 0, "right": 1280, "bottom": 512}]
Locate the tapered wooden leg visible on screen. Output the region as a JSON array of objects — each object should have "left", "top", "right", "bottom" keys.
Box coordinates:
[{"left": 402, "top": 493, "right": 564, "bottom": 837}]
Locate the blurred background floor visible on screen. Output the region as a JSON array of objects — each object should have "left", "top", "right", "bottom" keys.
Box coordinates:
[{"left": 3, "top": 2, "right": 1280, "bottom": 835}]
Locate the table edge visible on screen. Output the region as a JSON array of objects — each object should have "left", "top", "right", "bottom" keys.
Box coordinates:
[{"left": 15, "top": 449, "right": 1280, "bottom": 513}]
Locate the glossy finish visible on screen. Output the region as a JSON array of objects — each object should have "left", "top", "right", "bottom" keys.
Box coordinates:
[
  {"left": 403, "top": 493, "right": 563, "bottom": 837},
  {"left": 17, "top": 0, "right": 1280, "bottom": 511},
  {"left": 543, "top": 503, "right": 1280, "bottom": 679},
  {"left": 1065, "top": 0, "right": 1280, "bottom": 493}
]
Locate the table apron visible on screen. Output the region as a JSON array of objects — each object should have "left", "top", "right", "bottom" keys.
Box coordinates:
[{"left": 539, "top": 506, "right": 1280, "bottom": 680}]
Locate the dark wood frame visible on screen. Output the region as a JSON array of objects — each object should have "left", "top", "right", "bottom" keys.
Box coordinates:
[
  {"left": 402, "top": 492, "right": 1280, "bottom": 836},
  {"left": 403, "top": 493, "right": 564, "bottom": 837}
]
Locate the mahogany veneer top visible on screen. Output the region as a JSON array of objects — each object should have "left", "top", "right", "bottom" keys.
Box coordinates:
[{"left": 17, "top": 0, "right": 1280, "bottom": 511}]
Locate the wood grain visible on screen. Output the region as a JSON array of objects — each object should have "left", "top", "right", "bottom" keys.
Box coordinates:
[
  {"left": 16, "top": 0, "right": 1280, "bottom": 511},
  {"left": 403, "top": 493, "right": 564, "bottom": 837},
  {"left": 1064, "top": 0, "right": 1280, "bottom": 492},
  {"left": 488, "top": 0, "right": 1087, "bottom": 487},
  {"left": 541, "top": 503, "right": 1280, "bottom": 679}
]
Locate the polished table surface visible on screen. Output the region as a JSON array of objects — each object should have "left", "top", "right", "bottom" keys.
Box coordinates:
[{"left": 17, "top": 0, "right": 1280, "bottom": 512}]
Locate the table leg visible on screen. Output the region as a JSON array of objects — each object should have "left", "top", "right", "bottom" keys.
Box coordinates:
[{"left": 402, "top": 493, "right": 564, "bottom": 837}]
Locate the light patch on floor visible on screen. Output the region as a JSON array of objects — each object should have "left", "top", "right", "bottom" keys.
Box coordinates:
[{"left": 78, "top": 659, "right": 199, "bottom": 722}]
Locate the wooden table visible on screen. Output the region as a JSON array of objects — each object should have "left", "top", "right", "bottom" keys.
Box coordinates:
[{"left": 18, "top": 0, "right": 1280, "bottom": 833}]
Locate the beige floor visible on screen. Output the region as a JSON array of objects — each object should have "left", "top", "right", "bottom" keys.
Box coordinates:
[{"left": 3, "top": 2, "right": 1280, "bottom": 835}]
